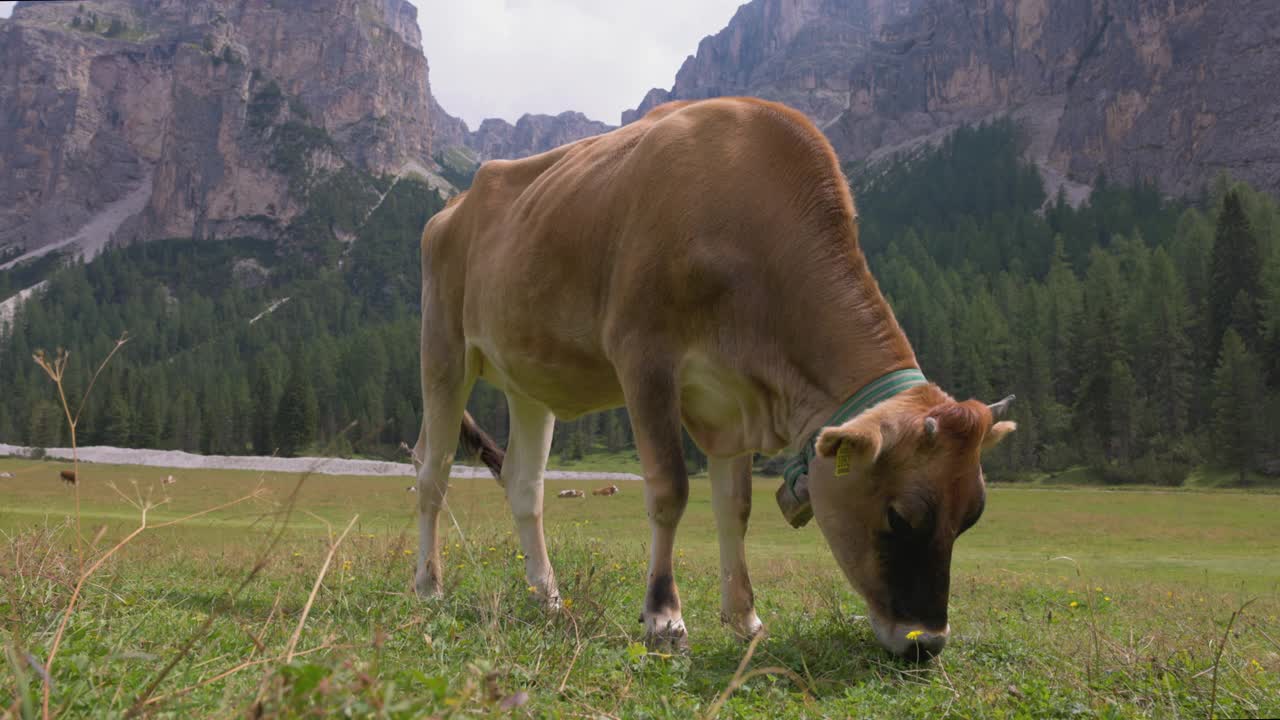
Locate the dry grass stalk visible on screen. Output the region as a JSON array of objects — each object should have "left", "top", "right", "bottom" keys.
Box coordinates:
[
  {"left": 25, "top": 332, "right": 280, "bottom": 720},
  {"left": 703, "top": 631, "right": 812, "bottom": 719},
  {"left": 1207, "top": 598, "right": 1256, "bottom": 720},
  {"left": 32, "top": 334, "right": 129, "bottom": 569},
  {"left": 285, "top": 514, "right": 359, "bottom": 662}
]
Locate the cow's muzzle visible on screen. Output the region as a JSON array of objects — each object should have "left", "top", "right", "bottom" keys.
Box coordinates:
[{"left": 870, "top": 613, "right": 949, "bottom": 661}]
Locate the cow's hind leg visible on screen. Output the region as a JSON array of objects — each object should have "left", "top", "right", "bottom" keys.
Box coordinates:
[
  {"left": 620, "top": 363, "right": 690, "bottom": 650},
  {"left": 412, "top": 354, "right": 475, "bottom": 598},
  {"left": 502, "top": 393, "right": 560, "bottom": 607},
  {"left": 709, "top": 454, "right": 764, "bottom": 639}
]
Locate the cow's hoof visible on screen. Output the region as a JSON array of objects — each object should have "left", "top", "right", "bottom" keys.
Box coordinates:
[
  {"left": 414, "top": 571, "right": 442, "bottom": 599},
  {"left": 722, "top": 610, "right": 765, "bottom": 641},
  {"left": 643, "top": 615, "right": 690, "bottom": 652}
]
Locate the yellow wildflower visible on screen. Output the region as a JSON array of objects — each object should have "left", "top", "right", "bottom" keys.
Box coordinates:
[
  {"left": 905, "top": 630, "right": 923, "bottom": 641},
  {"left": 1104, "top": 596, "right": 1111, "bottom": 602},
  {"left": 527, "top": 585, "right": 537, "bottom": 594},
  {"left": 1069, "top": 601, "right": 1080, "bottom": 608},
  {"left": 516, "top": 553, "right": 526, "bottom": 560},
  {"left": 563, "top": 598, "right": 574, "bottom": 609},
  {"left": 403, "top": 549, "right": 413, "bottom": 555}
]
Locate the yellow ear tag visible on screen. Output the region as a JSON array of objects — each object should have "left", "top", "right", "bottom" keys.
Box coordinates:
[{"left": 834, "top": 441, "right": 852, "bottom": 476}]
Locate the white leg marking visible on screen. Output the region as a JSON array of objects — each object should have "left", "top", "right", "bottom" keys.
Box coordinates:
[
  {"left": 709, "top": 454, "right": 763, "bottom": 639},
  {"left": 502, "top": 394, "right": 560, "bottom": 608},
  {"left": 414, "top": 373, "right": 473, "bottom": 599}
]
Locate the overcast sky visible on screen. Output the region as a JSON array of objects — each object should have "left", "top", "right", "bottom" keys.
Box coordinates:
[
  {"left": 415, "top": 1, "right": 744, "bottom": 128},
  {"left": 0, "top": 1, "right": 745, "bottom": 128}
]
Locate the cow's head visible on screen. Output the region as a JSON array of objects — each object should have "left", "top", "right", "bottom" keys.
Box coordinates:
[{"left": 808, "top": 386, "right": 1015, "bottom": 660}]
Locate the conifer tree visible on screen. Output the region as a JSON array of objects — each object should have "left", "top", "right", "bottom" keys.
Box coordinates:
[
  {"left": 1208, "top": 192, "right": 1262, "bottom": 357},
  {"left": 1210, "top": 330, "right": 1264, "bottom": 482},
  {"left": 103, "top": 393, "right": 132, "bottom": 447},
  {"left": 252, "top": 364, "right": 277, "bottom": 455},
  {"left": 1137, "top": 249, "right": 1193, "bottom": 436},
  {"left": 275, "top": 365, "right": 318, "bottom": 457}
]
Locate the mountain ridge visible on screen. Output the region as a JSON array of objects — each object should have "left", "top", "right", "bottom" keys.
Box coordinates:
[{"left": 624, "top": 0, "right": 1280, "bottom": 200}]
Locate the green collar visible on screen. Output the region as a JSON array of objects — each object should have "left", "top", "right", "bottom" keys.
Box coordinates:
[{"left": 782, "top": 368, "right": 928, "bottom": 502}]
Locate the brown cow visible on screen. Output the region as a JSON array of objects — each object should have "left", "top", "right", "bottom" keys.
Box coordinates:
[
  {"left": 592, "top": 485, "right": 620, "bottom": 496},
  {"left": 410, "top": 97, "right": 1015, "bottom": 659}
]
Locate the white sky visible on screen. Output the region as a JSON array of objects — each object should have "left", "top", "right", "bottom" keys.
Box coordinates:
[
  {"left": 0, "top": 3, "right": 14, "bottom": 18},
  {"left": 415, "top": 1, "right": 745, "bottom": 127},
  {"left": 0, "top": 1, "right": 746, "bottom": 128}
]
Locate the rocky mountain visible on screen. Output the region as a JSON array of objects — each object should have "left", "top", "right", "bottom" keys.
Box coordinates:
[
  {"left": 463, "top": 111, "right": 613, "bottom": 162},
  {"left": 626, "top": 0, "right": 1280, "bottom": 200},
  {"left": 0, "top": 0, "right": 456, "bottom": 265}
]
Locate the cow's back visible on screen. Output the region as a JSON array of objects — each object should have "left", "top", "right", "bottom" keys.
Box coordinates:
[{"left": 421, "top": 97, "right": 866, "bottom": 421}]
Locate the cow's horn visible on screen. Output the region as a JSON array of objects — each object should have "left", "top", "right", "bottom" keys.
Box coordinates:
[
  {"left": 988, "top": 394, "right": 1016, "bottom": 419},
  {"left": 924, "top": 417, "right": 938, "bottom": 439}
]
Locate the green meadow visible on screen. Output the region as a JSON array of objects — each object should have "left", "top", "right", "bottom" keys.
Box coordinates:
[{"left": 2, "top": 457, "right": 1278, "bottom": 718}]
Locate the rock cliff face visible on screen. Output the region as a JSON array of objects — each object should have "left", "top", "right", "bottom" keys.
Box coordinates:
[
  {"left": 0, "top": 0, "right": 452, "bottom": 261},
  {"left": 463, "top": 112, "right": 613, "bottom": 161},
  {"left": 626, "top": 0, "right": 1280, "bottom": 199}
]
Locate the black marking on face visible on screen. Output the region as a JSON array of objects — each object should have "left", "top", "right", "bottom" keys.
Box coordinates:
[
  {"left": 878, "top": 515, "right": 951, "bottom": 629},
  {"left": 958, "top": 489, "right": 986, "bottom": 535},
  {"left": 646, "top": 572, "right": 679, "bottom": 613}
]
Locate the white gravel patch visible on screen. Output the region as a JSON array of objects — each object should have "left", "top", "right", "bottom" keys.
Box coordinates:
[
  {"left": 0, "top": 173, "right": 154, "bottom": 272},
  {"left": 0, "top": 443, "right": 642, "bottom": 481}
]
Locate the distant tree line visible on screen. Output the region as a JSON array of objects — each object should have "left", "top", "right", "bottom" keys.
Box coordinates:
[
  {"left": 1, "top": 120, "right": 1277, "bottom": 482},
  {"left": 855, "top": 121, "right": 1280, "bottom": 484}
]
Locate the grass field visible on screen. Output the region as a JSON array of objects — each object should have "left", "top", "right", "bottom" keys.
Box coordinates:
[{"left": 2, "top": 457, "right": 1278, "bottom": 718}]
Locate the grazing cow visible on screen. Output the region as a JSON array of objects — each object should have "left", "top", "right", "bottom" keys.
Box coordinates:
[
  {"left": 59, "top": 470, "right": 77, "bottom": 485},
  {"left": 592, "top": 485, "right": 620, "bottom": 496},
  {"left": 410, "top": 97, "right": 1015, "bottom": 659},
  {"left": 556, "top": 489, "right": 585, "bottom": 498}
]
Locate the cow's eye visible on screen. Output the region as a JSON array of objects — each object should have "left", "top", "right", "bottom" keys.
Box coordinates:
[{"left": 886, "top": 505, "right": 913, "bottom": 535}]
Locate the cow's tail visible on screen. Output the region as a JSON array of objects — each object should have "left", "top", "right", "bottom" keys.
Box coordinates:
[{"left": 459, "top": 410, "right": 505, "bottom": 482}]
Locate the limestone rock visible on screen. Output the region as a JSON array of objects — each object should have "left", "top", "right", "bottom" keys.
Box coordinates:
[
  {"left": 625, "top": 0, "right": 1280, "bottom": 199},
  {"left": 463, "top": 111, "right": 613, "bottom": 161},
  {"left": 0, "top": 0, "right": 453, "bottom": 260}
]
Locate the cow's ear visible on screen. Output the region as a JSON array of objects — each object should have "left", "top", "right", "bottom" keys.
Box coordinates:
[
  {"left": 982, "top": 421, "right": 1017, "bottom": 451},
  {"left": 816, "top": 418, "right": 882, "bottom": 466}
]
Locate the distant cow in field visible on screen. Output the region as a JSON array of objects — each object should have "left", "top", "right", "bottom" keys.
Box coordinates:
[
  {"left": 0, "top": 471, "right": 13, "bottom": 478},
  {"left": 592, "top": 485, "right": 619, "bottom": 496},
  {"left": 408, "top": 97, "right": 1015, "bottom": 660},
  {"left": 556, "top": 489, "right": 584, "bottom": 499},
  {"left": 59, "top": 470, "right": 77, "bottom": 485}
]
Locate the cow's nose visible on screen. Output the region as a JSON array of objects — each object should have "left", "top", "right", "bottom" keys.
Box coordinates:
[{"left": 898, "top": 626, "right": 948, "bottom": 661}]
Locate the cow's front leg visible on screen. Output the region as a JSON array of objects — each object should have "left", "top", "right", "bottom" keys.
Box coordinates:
[
  {"left": 501, "top": 393, "right": 561, "bottom": 609},
  {"left": 709, "top": 454, "right": 764, "bottom": 639},
  {"left": 621, "top": 363, "right": 690, "bottom": 650}
]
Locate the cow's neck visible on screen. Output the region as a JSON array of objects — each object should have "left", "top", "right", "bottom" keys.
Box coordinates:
[{"left": 783, "top": 249, "right": 919, "bottom": 451}]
